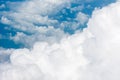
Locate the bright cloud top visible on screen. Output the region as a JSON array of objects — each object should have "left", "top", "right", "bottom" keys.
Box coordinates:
[{"left": 0, "top": 0, "right": 120, "bottom": 80}]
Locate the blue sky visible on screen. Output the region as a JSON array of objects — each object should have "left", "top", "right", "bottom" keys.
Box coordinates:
[{"left": 0, "top": 0, "right": 116, "bottom": 49}]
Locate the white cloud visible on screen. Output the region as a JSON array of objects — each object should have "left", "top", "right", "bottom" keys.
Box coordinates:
[
  {"left": 60, "top": 12, "right": 89, "bottom": 30},
  {"left": 0, "top": 16, "right": 12, "bottom": 25},
  {"left": 0, "top": 0, "right": 71, "bottom": 31},
  {"left": 0, "top": 32, "right": 88, "bottom": 80},
  {"left": 82, "top": 1, "right": 120, "bottom": 80},
  {"left": 0, "top": 0, "right": 90, "bottom": 32},
  {"left": 0, "top": 0, "right": 92, "bottom": 47},
  {"left": 10, "top": 26, "right": 67, "bottom": 48},
  {"left": 0, "top": 0, "right": 74, "bottom": 47},
  {"left": 0, "top": 0, "right": 72, "bottom": 49},
  {"left": 70, "top": 5, "right": 84, "bottom": 12},
  {"left": 1, "top": 1, "right": 120, "bottom": 80},
  {"left": 76, "top": 12, "right": 89, "bottom": 25}
]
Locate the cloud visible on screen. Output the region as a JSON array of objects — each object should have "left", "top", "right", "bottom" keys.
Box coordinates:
[
  {"left": 0, "top": 0, "right": 70, "bottom": 31},
  {"left": 0, "top": 48, "right": 13, "bottom": 63},
  {"left": 1, "top": 0, "right": 120, "bottom": 80},
  {"left": 0, "top": 16, "right": 12, "bottom": 24},
  {"left": 82, "top": 1, "right": 120, "bottom": 80},
  {"left": 0, "top": 0, "right": 91, "bottom": 32},
  {"left": 10, "top": 26, "right": 67, "bottom": 48},
  {"left": 0, "top": 0, "right": 74, "bottom": 48},
  {"left": 0, "top": 0, "right": 90, "bottom": 48},
  {"left": 60, "top": 12, "right": 89, "bottom": 31},
  {"left": 75, "top": 12, "right": 89, "bottom": 25},
  {"left": 0, "top": 32, "right": 88, "bottom": 80}
]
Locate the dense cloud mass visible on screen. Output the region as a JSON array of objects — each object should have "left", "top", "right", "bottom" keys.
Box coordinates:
[
  {"left": 1, "top": 0, "right": 120, "bottom": 80},
  {"left": 82, "top": 1, "right": 120, "bottom": 80},
  {"left": 0, "top": 32, "right": 89, "bottom": 80}
]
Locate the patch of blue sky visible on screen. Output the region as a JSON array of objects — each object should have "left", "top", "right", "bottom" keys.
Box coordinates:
[
  {"left": 0, "top": 23, "right": 16, "bottom": 36},
  {"left": 82, "top": 0, "right": 116, "bottom": 15},
  {"left": 0, "top": 23, "right": 23, "bottom": 48},
  {"left": 0, "top": 39, "right": 23, "bottom": 48}
]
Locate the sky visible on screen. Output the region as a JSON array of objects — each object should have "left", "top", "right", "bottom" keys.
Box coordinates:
[{"left": 1, "top": 0, "right": 120, "bottom": 80}]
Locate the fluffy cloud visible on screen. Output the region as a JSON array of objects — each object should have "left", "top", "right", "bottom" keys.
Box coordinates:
[
  {"left": 0, "top": 0, "right": 90, "bottom": 48},
  {"left": 10, "top": 26, "right": 67, "bottom": 48},
  {"left": 0, "top": 48, "right": 14, "bottom": 63},
  {"left": 76, "top": 12, "right": 89, "bottom": 25},
  {"left": 0, "top": 32, "right": 88, "bottom": 80},
  {"left": 1, "top": 0, "right": 120, "bottom": 80},
  {"left": 82, "top": 1, "right": 120, "bottom": 80},
  {"left": 0, "top": 16, "right": 12, "bottom": 24},
  {"left": 0, "top": 0, "right": 69, "bottom": 48},
  {"left": 0, "top": 0, "right": 71, "bottom": 32}
]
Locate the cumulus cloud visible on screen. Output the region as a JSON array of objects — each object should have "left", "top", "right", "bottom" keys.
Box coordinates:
[
  {"left": 0, "top": 32, "right": 88, "bottom": 80},
  {"left": 82, "top": 1, "right": 120, "bottom": 80},
  {"left": 1, "top": 0, "right": 120, "bottom": 80}
]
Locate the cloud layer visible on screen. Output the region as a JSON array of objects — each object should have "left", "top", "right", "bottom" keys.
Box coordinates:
[
  {"left": 1, "top": 0, "right": 120, "bottom": 80},
  {"left": 0, "top": 0, "right": 90, "bottom": 47}
]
